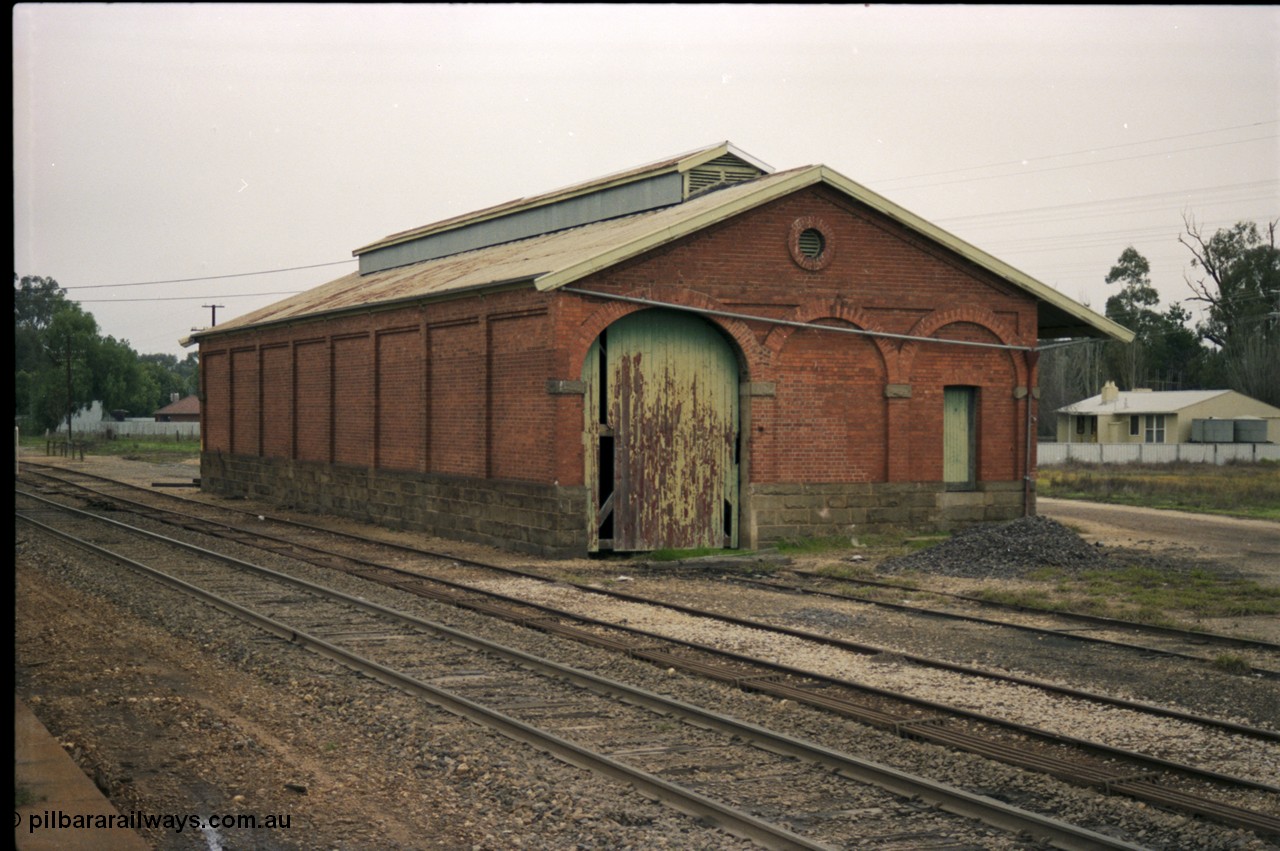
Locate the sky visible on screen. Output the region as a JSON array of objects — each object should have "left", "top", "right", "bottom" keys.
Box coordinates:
[{"left": 13, "top": 4, "right": 1279, "bottom": 358}]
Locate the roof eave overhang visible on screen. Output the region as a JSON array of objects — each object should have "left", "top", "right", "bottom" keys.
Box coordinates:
[
  {"left": 815, "top": 168, "right": 1135, "bottom": 344},
  {"left": 184, "top": 275, "right": 541, "bottom": 347}
]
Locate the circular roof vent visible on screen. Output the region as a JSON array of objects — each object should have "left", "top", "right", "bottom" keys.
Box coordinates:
[
  {"left": 789, "top": 217, "right": 833, "bottom": 271},
  {"left": 798, "top": 228, "right": 825, "bottom": 259}
]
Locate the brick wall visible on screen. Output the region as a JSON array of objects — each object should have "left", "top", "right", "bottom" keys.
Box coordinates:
[
  {"left": 201, "top": 288, "right": 557, "bottom": 485},
  {"left": 550, "top": 186, "right": 1039, "bottom": 525},
  {"left": 200, "top": 183, "right": 1041, "bottom": 554},
  {"left": 200, "top": 452, "right": 589, "bottom": 557},
  {"left": 749, "top": 481, "right": 1028, "bottom": 545}
]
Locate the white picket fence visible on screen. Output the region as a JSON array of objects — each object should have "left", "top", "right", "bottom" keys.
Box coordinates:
[
  {"left": 1039, "top": 442, "right": 1279, "bottom": 465},
  {"left": 54, "top": 420, "right": 200, "bottom": 440},
  {"left": 48, "top": 400, "right": 199, "bottom": 440}
]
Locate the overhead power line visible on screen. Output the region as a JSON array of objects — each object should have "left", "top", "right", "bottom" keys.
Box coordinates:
[
  {"left": 52, "top": 120, "right": 1279, "bottom": 304},
  {"left": 936, "top": 180, "right": 1278, "bottom": 228},
  {"left": 75, "top": 290, "right": 306, "bottom": 303},
  {"left": 60, "top": 259, "right": 356, "bottom": 290},
  {"left": 872, "top": 119, "right": 1279, "bottom": 185},
  {"left": 880, "top": 135, "right": 1278, "bottom": 192}
]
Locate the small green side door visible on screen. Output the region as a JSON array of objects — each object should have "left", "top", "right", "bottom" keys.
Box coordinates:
[{"left": 943, "top": 386, "right": 976, "bottom": 490}]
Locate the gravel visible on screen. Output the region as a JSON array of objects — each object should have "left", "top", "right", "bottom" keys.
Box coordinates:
[
  {"left": 16, "top": 455, "right": 1280, "bottom": 850},
  {"left": 878, "top": 515, "right": 1110, "bottom": 578}
]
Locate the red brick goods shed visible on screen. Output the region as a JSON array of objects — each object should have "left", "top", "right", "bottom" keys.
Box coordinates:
[{"left": 189, "top": 143, "right": 1131, "bottom": 557}]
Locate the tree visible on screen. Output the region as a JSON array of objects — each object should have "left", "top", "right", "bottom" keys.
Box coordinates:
[
  {"left": 91, "top": 335, "right": 159, "bottom": 416},
  {"left": 15, "top": 274, "right": 173, "bottom": 430},
  {"left": 1102, "top": 246, "right": 1207, "bottom": 391},
  {"left": 36, "top": 305, "right": 100, "bottom": 432},
  {"left": 14, "top": 274, "right": 69, "bottom": 332},
  {"left": 1181, "top": 218, "right": 1280, "bottom": 406},
  {"left": 139, "top": 352, "right": 196, "bottom": 410},
  {"left": 14, "top": 275, "right": 72, "bottom": 413},
  {"left": 1103, "top": 247, "right": 1158, "bottom": 388},
  {"left": 1036, "top": 337, "right": 1107, "bottom": 438}
]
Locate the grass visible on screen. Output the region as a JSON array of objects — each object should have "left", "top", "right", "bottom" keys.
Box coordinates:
[
  {"left": 21, "top": 432, "right": 201, "bottom": 464},
  {"left": 774, "top": 536, "right": 857, "bottom": 555},
  {"left": 805, "top": 531, "right": 948, "bottom": 582},
  {"left": 1038, "top": 460, "right": 1280, "bottom": 520},
  {"left": 1211, "top": 654, "right": 1253, "bottom": 675},
  {"left": 646, "top": 546, "right": 739, "bottom": 562},
  {"left": 787, "top": 524, "right": 1280, "bottom": 630},
  {"left": 975, "top": 564, "right": 1280, "bottom": 627}
]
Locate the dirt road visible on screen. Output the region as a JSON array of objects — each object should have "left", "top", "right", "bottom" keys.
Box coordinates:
[{"left": 1037, "top": 498, "right": 1280, "bottom": 587}]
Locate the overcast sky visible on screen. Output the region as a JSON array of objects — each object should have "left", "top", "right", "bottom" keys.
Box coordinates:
[{"left": 13, "top": 4, "right": 1279, "bottom": 358}]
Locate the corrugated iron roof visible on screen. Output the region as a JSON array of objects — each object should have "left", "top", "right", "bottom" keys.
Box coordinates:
[
  {"left": 194, "top": 166, "right": 810, "bottom": 335},
  {"left": 354, "top": 141, "right": 772, "bottom": 257},
  {"left": 1058, "top": 389, "right": 1232, "bottom": 415},
  {"left": 187, "top": 146, "right": 1133, "bottom": 345}
]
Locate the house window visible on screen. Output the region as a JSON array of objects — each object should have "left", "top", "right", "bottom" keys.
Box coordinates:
[
  {"left": 1144, "top": 414, "right": 1166, "bottom": 443},
  {"left": 1130, "top": 415, "right": 1140, "bottom": 437}
]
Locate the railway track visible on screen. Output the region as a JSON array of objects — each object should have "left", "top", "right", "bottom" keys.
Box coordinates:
[
  {"left": 16, "top": 465, "right": 1280, "bottom": 842},
  {"left": 733, "top": 570, "right": 1280, "bottom": 676},
  {"left": 24, "top": 462, "right": 1279, "bottom": 677},
  {"left": 16, "top": 488, "right": 1150, "bottom": 851}
]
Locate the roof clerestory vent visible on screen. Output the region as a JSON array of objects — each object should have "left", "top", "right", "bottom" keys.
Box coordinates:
[{"left": 684, "top": 155, "right": 764, "bottom": 198}]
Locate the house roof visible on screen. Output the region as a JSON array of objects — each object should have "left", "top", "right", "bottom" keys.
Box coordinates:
[
  {"left": 154, "top": 394, "right": 201, "bottom": 416},
  {"left": 1058, "top": 389, "right": 1238, "bottom": 416},
  {"left": 186, "top": 144, "right": 1133, "bottom": 346}
]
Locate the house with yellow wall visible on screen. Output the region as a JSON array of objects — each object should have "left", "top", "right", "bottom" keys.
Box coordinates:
[{"left": 1056, "top": 382, "right": 1280, "bottom": 445}]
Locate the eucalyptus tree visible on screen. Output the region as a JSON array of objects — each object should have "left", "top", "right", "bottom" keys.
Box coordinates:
[{"left": 1181, "top": 218, "right": 1280, "bottom": 406}]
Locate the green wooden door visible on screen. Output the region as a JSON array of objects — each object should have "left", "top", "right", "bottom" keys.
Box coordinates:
[
  {"left": 943, "top": 386, "right": 976, "bottom": 490},
  {"left": 583, "top": 310, "right": 739, "bottom": 551}
]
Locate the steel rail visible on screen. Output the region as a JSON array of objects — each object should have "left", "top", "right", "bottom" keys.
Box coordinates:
[
  {"left": 18, "top": 474, "right": 1280, "bottom": 753},
  {"left": 26, "top": 462, "right": 1275, "bottom": 658},
  {"left": 724, "top": 573, "right": 1280, "bottom": 678},
  {"left": 21, "top": 465, "right": 1276, "bottom": 740},
  {"left": 15, "top": 505, "right": 829, "bottom": 851},
  {"left": 19, "top": 476, "right": 1280, "bottom": 766},
  {"left": 17, "top": 485, "right": 1280, "bottom": 838},
  {"left": 14, "top": 500, "right": 1158, "bottom": 851},
  {"left": 786, "top": 569, "right": 1280, "bottom": 654}
]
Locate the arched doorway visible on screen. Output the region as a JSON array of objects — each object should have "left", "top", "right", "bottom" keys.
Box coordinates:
[{"left": 581, "top": 309, "right": 740, "bottom": 552}]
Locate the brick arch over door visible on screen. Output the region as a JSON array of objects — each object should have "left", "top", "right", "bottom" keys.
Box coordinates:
[
  {"left": 898, "top": 307, "right": 1027, "bottom": 484},
  {"left": 765, "top": 303, "right": 891, "bottom": 484},
  {"left": 564, "top": 287, "right": 770, "bottom": 383},
  {"left": 895, "top": 305, "right": 1028, "bottom": 387}
]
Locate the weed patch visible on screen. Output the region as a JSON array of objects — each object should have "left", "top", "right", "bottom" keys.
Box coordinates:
[
  {"left": 646, "top": 547, "right": 731, "bottom": 562},
  {"left": 977, "top": 563, "right": 1280, "bottom": 625},
  {"left": 1038, "top": 461, "right": 1280, "bottom": 520},
  {"left": 21, "top": 433, "right": 200, "bottom": 464},
  {"left": 774, "top": 536, "right": 856, "bottom": 555},
  {"left": 1211, "top": 654, "right": 1253, "bottom": 675}
]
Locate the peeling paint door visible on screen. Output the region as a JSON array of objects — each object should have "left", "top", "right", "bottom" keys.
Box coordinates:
[{"left": 583, "top": 310, "right": 739, "bottom": 552}]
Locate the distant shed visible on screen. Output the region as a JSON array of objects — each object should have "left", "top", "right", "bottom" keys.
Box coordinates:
[
  {"left": 153, "top": 394, "right": 200, "bottom": 423},
  {"left": 188, "top": 142, "right": 1130, "bottom": 557}
]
